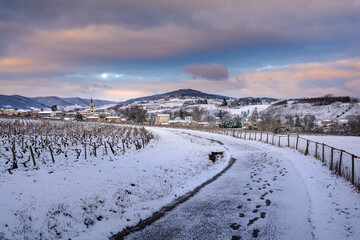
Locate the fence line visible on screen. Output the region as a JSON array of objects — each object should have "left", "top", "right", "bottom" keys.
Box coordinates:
[{"left": 188, "top": 127, "right": 360, "bottom": 190}]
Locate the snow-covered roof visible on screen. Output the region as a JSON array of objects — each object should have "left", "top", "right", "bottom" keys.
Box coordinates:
[
  {"left": 157, "top": 114, "right": 170, "bottom": 117},
  {"left": 86, "top": 116, "right": 100, "bottom": 119},
  {"left": 169, "top": 120, "right": 187, "bottom": 123},
  {"left": 105, "top": 116, "right": 121, "bottom": 119}
]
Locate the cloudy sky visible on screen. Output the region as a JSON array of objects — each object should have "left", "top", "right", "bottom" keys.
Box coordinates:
[{"left": 0, "top": 0, "right": 360, "bottom": 101}]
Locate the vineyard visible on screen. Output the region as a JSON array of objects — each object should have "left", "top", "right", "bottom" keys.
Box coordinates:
[{"left": 0, "top": 117, "right": 154, "bottom": 174}]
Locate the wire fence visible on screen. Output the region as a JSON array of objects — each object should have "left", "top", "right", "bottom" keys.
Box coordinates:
[{"left": 192, "top": 128, "right": 360, "bottom": 190}]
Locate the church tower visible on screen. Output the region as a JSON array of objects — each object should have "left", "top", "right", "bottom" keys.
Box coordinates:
[{"left": 90, "top": 97, "right": 94, "bottom": 114}]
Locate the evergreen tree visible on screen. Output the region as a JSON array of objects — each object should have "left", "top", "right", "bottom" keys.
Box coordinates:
[
  {"left": 179, "top": 108, "right": 185, "bottom": 119},
  {"left": 51, "top": 105, "right": 58, "bottom": 111}
]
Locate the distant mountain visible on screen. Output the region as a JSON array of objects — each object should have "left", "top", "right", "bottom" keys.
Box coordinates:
[
  {"left": 32, "top": 96, "right": 116, "bottom": 108},
  {"left": 0, "top": 89, "right": 278, "bottom": 110},
  {"left": 116, "top": 89, "right": 232, "bottom": 107},
  {"left": 0, "top": 95, "right": 48, "bottom": 109},
  {"left": 0, "top": 94, "right": 117, "bottom": 109}
]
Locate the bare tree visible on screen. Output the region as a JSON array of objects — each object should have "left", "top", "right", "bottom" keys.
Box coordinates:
[
  {"left": 303, "top": 114, "right": 316, "bottom": 132},
  {"left": 191, "top": 107, "right": 206, "bottom": 122},
  {"left": 120, "top": 105, "right": 147, "bottom": 123}
]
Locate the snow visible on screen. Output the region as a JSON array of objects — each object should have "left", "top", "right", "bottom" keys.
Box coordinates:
[
  {"left": 226, "top": 104, "right": 270, "bottom": 115},
  {"left": 265, "top": 101, "right": 360, "bottom": 122},
  {"left": 1, "top": 123, "right": 360, "bottom": 239},
  {"left": 300, "top": 134, "right": 360, "bottom": 156},
  {"left": 0, "top": 126, "right": 230, "bottom": 239},
  {"left": 126, "top": 130, "right": 360, "bottom": 240}
]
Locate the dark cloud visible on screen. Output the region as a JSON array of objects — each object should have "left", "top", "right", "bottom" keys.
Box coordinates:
[
  {"left": 299, "top": 78, "right": 347, "bottom": 90},
  {"left": 0, "top": 0, "right": 360, "bottom": 98},
  {"left": 184, "top": 63, "right": 229, "bottom": 81}
]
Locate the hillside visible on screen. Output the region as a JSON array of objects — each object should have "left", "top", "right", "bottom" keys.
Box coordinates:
[
  {"left": 32, "top": 96, "right": 116, "bottom": 109},
  {"left": 0, "top": 94, "right": 117, "bottom": 110},
  {"left": 0, "top": 95, "right": 48, "bottom": 109},
  {"left": 263, "top": 98, "right": 360, "bottom": 121},
  {"left": 116, "top": 89, "right": 232, "bottom": 107}
]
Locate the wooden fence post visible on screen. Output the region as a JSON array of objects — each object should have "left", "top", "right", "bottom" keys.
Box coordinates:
[
  {"left": 330, "top": 147, "right": 334, "bottom": 170},
  {"left": 108, "top": 141, "right": 115, "bottom": 154},
  {"left": 278, "top": 136, "right": 281, "bottom": 147},
  {"left": 287, "top": 134, "right": 290, "bottom": 147},
  {"left": 84, "top": 142, "right": 87, "bottom": 160},
  {"left": 315, "top": 142, "right": 318, "bottom": 158},
  {"left": 30, "top": 146, "right": 36, "bottom": 167},
  {"left": 352, "top": 154, "right": 355, "bottom": 185},
  {"left": 254, "top": 132, "right": 257, "bottom": 141},
  {"left": 11, "top": 143, "right": 17, "bottom": 169},
  {"left": 104, "top": 141, "right": 108, "bottom": 155},
  {"left": 322, "top": 143, "right": 325, "bottom": 162},
  {"left": 94, "top": 143, "right": 97, "bottom": 157},
  {"left": 296, "top": 135, "right": 299, "bottom": 150},
  {"left": 266, "top": 133, "right": 269, "bottom": 144},
  {"left": 49, "top": 145, "right": 55, "bottom": 163},
  {"left": 260, "top": 132, "right": 262, "bottom": 142},
  {"left": 122, "top": 139, "right": 126, "bottom": 153},
  {"left": 304, "top": 140, "right": 309, "bottom": 156},
  {"left": 339, "top": 150, "right": 343, "bottom": 177},
  {"left": 272, "top": 134, "right": 274, "bottom": 145}
]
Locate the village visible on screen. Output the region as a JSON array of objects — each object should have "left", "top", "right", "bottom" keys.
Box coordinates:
[{"left": 0, "top": 97, "right": 262, "bottom": 128}]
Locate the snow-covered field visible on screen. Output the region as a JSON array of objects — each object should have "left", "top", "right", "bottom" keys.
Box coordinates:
[
  {"left": 1, "top": 121, "right": 360, "bottom": 239},
  {"left": 226, "top": 104, "right": 270, "bottom": 115},
  {"left": 300, "top": 134, "right": 360, "bottom": 156},
  {"left": 265, "top": 101, "right": 360, "bottom": 121},
  {"left": 0, "top": 124, "right": 229, "bottom": 239}
]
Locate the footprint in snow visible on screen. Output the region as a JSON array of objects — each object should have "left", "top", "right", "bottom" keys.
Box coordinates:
[
  {"left": 252, "top": 229, "right": 260, "bottom": 238},
  {"left": 247, "top": 217, "right": 259, "bottom": 226},
  {"left": 231, "top": 236, "right": 241, "bottom": 240},
  {"left": 230, "top": 223, "right": 241, "bottom": 230}
]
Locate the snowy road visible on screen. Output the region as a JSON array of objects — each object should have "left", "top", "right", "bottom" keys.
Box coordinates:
[
  {"left": 123, "top": 129, "right": 360, "bottom": 240},
  {"left": 2, "top": 126, "right": 360, "bottom": 239}
]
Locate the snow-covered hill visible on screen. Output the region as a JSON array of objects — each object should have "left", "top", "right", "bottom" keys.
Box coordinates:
[{"left": 264, "top": 101, "right": 360, "bottom": 121}]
